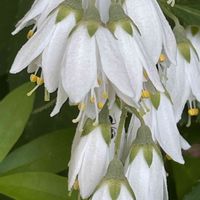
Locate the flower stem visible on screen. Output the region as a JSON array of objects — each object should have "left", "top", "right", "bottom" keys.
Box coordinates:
[{"left": 115, "top": 107, "right": 127, "bottom": 157}]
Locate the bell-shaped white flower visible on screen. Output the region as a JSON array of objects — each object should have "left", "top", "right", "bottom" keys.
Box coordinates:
[
  {"left": 68, "top": 104, "right": 112, "bottom": 198},
  {"left": 12, "top": 0, "right": 65, "bottom": 35},
  {"left": 107, "top": 2, "right": 164, "bottom": 102},
  {"left": 10, "top": 1, "right": 81, "bottom": 93},
  {"left": 166, "top": 27, "right": 200, "bottom": 121},
  {"left": 123, "top": 0, "right": 177, "bottom": 65},
  {"left": 92, "top": 159, "right": 135, "bottom": 200},
  {"left": 68, "top": 125, "right": 110, "bottom": 198},
  {"left": 127, "top": 93, "right": 190, "bottom": 164},
  {"left": 125, "top": 125, "right": 168, "bottom": 200}
]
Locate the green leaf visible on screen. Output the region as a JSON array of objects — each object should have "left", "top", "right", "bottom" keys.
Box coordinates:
[
  {"left": 184, "top": 182, "right": 200, "bottom": 200},
  {"left": 172, "top": 4, "right": 200, "bottom": 26},
  {"left": 0, "top": 172, "right": 69, "bottom": 200},
  {"left": 0, "top": 129, "right": 73, "bottom": 175},
  {"left": 0, "top": 83, "right": 35, "bottom": 162}
]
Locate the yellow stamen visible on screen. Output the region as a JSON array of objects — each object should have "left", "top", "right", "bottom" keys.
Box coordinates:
[
  {"left": 73, "top": 180, "right": 79, "bottom": 191},
  {"left": 27, "top": 30, "right": 34, "bottom": 39},
  {"left": 98, "top": 102, "right": 104, "bottom": 110},
  {"left": 141, "top": 90, "right": 150, "bottom": 99},
  {"left": 102, "top": 91, "right": 108, "bottom": 99},
  {"left": 30, "top": 74, "right": 38, "bottom": 83},
  {"left": 90, "top": 96, "right": 95, "bottom": 104},
  {"left": 159, "top": 54, "right": 167, "bottom": 63},
  {"left": 78, "top": 103, "right": 86, "bottom": 111},
  {"left": 37, "top": 77, "right": 44, "bottom": 86},
  {"left": 188, "top": 108, "right": 199, "bottom": 116},
  {"left": 166, "top": 154, "right": 172, "bottom": 160}
]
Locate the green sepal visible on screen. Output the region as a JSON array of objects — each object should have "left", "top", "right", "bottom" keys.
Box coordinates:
[
  {"left": 143, "top": 145, "right": 153, "bottom": 167},
  {"left": 121, "top": 20, "right": 133, "bottom": 36},
  {"left": 164, "top": 87, "right": 173, "bottom": 104},
  {"left": 109, "top": 181, "right": 121, "bottom": 200},
  {"left": 129, "top": 145, "right": 140, "bottom": 163},
  {"left": 178, "top": 41, "right": 191, "bottom": 63},
  {"left": 87, "top": 21, "right": 100, "bottom": 37},
  {"left": 100, "top": 124, "right": 111, "bottom": 145},
  {"left": 150, "top": 91, "right": 161, "bottom": 110},
  {"left": 81, "top": 119, "right": 96, "bottom": 136},
  {"left": 56, "top": 0, "right": 83, "bottom": 23}
]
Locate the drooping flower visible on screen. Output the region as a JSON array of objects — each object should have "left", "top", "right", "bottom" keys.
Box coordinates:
[
  {"left": 12, "top": 0, "right": 65, "bottom": 35},
  {"left": 107, "top": 2, "right": 164, "bottom": 102},
  {"left": 68, "top": 105, "right": 111, "bottom": 198},
  {"left": 166, "top": 26, "right": 200, "bottom": 121},
  {"left": 125, "top": 125, "right": 168, "bottom": 200},
  {"left": 123, "top": 0, "right": 177, "bottom": 65},
  {"left": 91, "top": 158, "right": 135, "bottom": 200},
  {"left": 127, "top": 93, "right": 190, "bottom": 164},
  {"left": 10, "top": 0, "right": 82, "bottom": 94}
]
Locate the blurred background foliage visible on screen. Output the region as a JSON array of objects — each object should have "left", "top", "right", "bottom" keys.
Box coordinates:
[{"left": 0, "top": 0, "right": 200, "bottom": 199}]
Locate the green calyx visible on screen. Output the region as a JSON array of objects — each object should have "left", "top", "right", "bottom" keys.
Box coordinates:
[
  {"left": 56, "top": 0, "right": 83, "bottom": 23},
  {"left": 191, "top": 26, "right": 200, "bottom": 36},
  {"left": 101, "top": 159, "right": 135, "bottom": 200},
  {"left": 81, "top": 104, "right": 111, "bottom": 145},
  {"left": 82, "top": 2, "right": 102, "bottom": 37},
  {"left": 129, "top": 125, "right": 162, "bottom": 167},
  {"left": 107, "top": 2, "right": 135, "bottom": 36},
  {"left": 173, "top": 24, "right": 197, "bottom": 63},
  {"left": 145, "top": 81, "right": 161, "bottom": 110}
]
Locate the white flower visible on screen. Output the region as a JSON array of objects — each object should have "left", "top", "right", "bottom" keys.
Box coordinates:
[
  {"left": 12, "top": 0, "right": 64, "bottom": 35},
  {"left": 68, "top": 125, "right": 110, "bottom": 198},
  {"left": 91, "top": 159, "right": 135, "bottom": 200},
  {"left": 125, "top": 149, "right": 168, "bottom": 200},
  {"left": 123, "top": 0, "right": 177, "bottom": 65},
  {"left": 166, "top": 46, "right": 200, "bottom": 122},
  {"left": 127, "top": 94, "right": 190, "bottom": 164},
  {"left": 10, "top": 3, "right": 80, "bottom": 93}
]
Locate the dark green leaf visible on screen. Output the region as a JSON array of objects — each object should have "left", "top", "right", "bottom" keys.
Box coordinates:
[
  {"left": 184, "top": 182, "right": 200, "bottom": 200},
  {"left": 0, "top": 83, "right": 35, "bottom": 162},
  {"left": 0, "top": 129, "right": 74, "bottom": 175}
]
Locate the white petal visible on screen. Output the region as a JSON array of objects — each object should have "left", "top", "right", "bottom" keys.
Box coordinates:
[
  {"left": 38, "top": 0, "right": 64, "bottom": 26},
  {"left": 115, "top": 27, "right": 144, "bottom": 101},
  {"left": 12, "top": 0, "right": 48, "bottom": 34},
  {"left": 92, "top": 185, "right": 111, "bottom": 200},
  {"left": 50, "top": 83, "right": 68, "bottom": 117},
  {"left": 96, "top": 28, "right": 135, "bottom": 99},
  {"left": 61, "top": 26, "right": 97, "bottom": 103},
  {"left": 96, "top": 0, "right": 111, "bottom": 22},
  {"left": 118, "top": 185, "right": 133, "bottom": 200},
  {"left": 10, "top": 13, "right": 57, "bottom": 74},
  {"left": 68, "top": 134, "right": 91, "bottom": 190},
  {"left": 155, "top": 94, "right": 185, "bottom": 164},
  {"left": 124, "top": 0, "right": 163, "bottom": 64},
  {"left": 151, "top": 0, "right": 177, "bottom": 64},
  {"left": 42, "top": 14, "right": 76, "bottom": 92},
  {"left": 125, "top": 150, "right": 150, "bottom": 200},
  {"left": 180, "top": 136, "right": 191, "bottom": 150},
  {"left": 79, "top": 127, "right": 109, "bottom": 198},
  {"left": 149, "top": 150, "right": 166, "bottom": 200}
]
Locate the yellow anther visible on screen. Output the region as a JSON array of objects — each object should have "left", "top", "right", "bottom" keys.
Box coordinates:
[
  {"left": 27, "top": 30, "right": 34, "bottom": 39},
  {"left": 166, "top": 154, "right": 172, "bottom": 161},
  {"left": 188, "top": 108, "right": 199, "bottom": 116},
  {"left": 36, "top": 77, "right": 44, "bottom": 85},
  {"left": 90, "top": 96, "right": 95, "bottom": 104},
  {"left": 30, "top": 74, "right": 38, "bottom": 83},
  {"left": 159, "top": 54, "right": 167, "bottom": 63},
  {"left": 98, "top": 102, "right": 104, "bottom": 110},
  {"left": 73, "top": 180, "right": 79, "bottom": 191},
  {"left": 141, "top": 90, "right": 150, "bottom": 99},
  {"left": 78, "top": 103, "right": 86, "bottom": 111},
  {"left": 102, "top": 91, "right": 108, "bottom": 99},
  {"left": 97, "top": 79, "right": 102, "bottom": 86}
]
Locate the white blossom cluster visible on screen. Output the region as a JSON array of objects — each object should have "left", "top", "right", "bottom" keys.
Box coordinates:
[{"left": 10, "top": 0, "right": 200, "bottom": 199}]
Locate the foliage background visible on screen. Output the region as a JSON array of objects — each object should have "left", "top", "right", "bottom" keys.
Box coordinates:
[{"left": 0, "top": 0, "right": 200, "bottom": 199}]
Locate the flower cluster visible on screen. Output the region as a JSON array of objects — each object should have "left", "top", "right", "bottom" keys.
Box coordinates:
[{"left": 10, "top": 0, "right": 200, "bottom": 199}]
